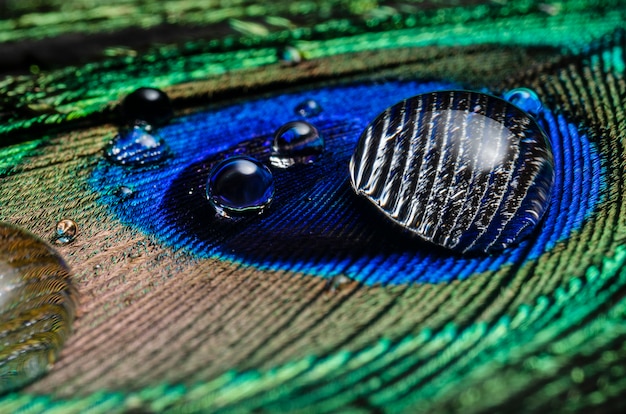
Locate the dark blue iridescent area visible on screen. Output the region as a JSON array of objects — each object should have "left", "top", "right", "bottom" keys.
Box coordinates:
[{"left": 90, "top": 81, "right": 604, "bottom": 285}]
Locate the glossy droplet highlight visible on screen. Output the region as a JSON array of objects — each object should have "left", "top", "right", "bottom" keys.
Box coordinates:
[
  {"left": 295, "top": 99, "right": 323, "bottom": 117},
  {"left": 206, "top": 156, "right": 275, "bottom": 218},
  {"left": 116, "top": 185, "right": 134, "bottom": 199},
  {"left": 502, "top": 88, "right": 543, "bottom": 116},
  {"left": 105, "top": 125, "right": 170, "bottom": 166},
  {"left": 55, "top": 219, "right": 77, "bottom": 245},
  {"left": 324, "top": 275, "right": 355, "bottom": 295},
  {"left": 350, "top": 90, "right": 555, "bottom": 254},
  {"left": 121, "top": 87, "right": 173, "bottom": 126},
  {"left": 270, "top": 121, "right": 324, "bottom": 168},
  {"left": 0, "top": 222, "right": 78, "bottom": 393},
  {"left": 277, "top": 46, "right": 302, "bottom": 65}
]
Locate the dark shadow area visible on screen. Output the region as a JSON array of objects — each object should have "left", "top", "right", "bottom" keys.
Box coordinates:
[{"left": 161, "top": 119, "right": 458, "bottom": 267}]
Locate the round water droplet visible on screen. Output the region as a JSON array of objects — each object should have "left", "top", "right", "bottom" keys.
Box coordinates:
[
  {"left": 206, "top": 156, "right": 275, "bottom": 218},
  {"left": 294, "top": 99, "right": 323, "bottom": 117},
  {"left": 116, "top": 185, "right": 134, "bottom": 199},
  {"left": 121, "top": 87, "right": 173, "bottom": 126},
  {"left": 55, "top": 219, "right": 78, "bottom": 245},
  {"left": 350, "top": 90, "right": 555, "bottom": 254},
  {"left": 104, "top": 125, "right": 170, "bottom": 166},
  {"left": 0, "top": 222, "right": 78, "bottom": 393},
  {"left": 270, "top": 121, "right": 324, "bottom": 169},
  {"left": 324, "top": 275, "right": 355, "bottom": 294},
  {"left": 502, "top": 88, "right": 543, "bottom": 116},
  {"left": 277, "top": 46, "right": 302, "bottom": 65}
]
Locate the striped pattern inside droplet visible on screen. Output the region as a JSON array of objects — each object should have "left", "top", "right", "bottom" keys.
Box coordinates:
[
  {"left": 350, "top": 90, "right": 554, "bottom": 253},
  {"left": 0, "top": 223, "right": 78, "bottom": 393}
]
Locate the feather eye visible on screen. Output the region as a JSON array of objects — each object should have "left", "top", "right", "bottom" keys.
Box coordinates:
[
  {"left": 0, "top": 223, "right": 78, "bottom": 394},
  {"left": 90, "top": 80, "right": 602, "bottom": 284}
]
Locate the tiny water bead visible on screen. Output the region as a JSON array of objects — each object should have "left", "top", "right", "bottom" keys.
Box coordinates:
[
  {"left": 55, "top": 219, "right": 78, "bottom": 245},
  {"left": 116, "top": 185, "right": 134, "bottom": 199},
  {"left": 350, "top": 90, "right": 555, "bottom": 254},
  {"left": 295, "top": 99, "right": 323, "bottom": 117},
  {"left": 104, "top": 125, "right": 170, "bottom": 166},
  {"left": 206, "top": 156, "right": 275, "bottom": 218},
  {"left": 277, "top": 45, "right": 303, "bottom": 65},
  {"left": 502, "top": 88, "right": 543, "bottom": 116},
  {"left": 270, "top": 121, "right": 325, "bottom": 169},
  {"left": 0, "top": 222, "right": 78, "bottom": 393},
  {"left": 324, "top": 275, "right": 356, "bottom": 296},
  {"left": 121, "top": 87, "right": 173, "bottom": 126}
]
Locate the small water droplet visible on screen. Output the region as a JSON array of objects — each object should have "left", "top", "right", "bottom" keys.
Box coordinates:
[
  {"left": 502, "top": 88, "right": 543, "bottom": 116},
  {"left": 105, "top": 125, "right": 170, "bottom": 166},
  {"left": 121, "top": 87, "right": 173, "bottom": 126},
  {"left": 277, "top": 46, "right": 302, "bottom": 65},
  {"left": 324, "top": 275, "right": 355, "bottom": 296},
  {"left": 270, "top": 121, "right": 324, "bottom": 168},
  {"left": 116, "top": 185, "right": 134, "bottom": 199},
  {"left": 538, "top": 3, "right": 561, "bottom": 15},
  {"left": 294, "top": 99, "right": 323, "bottom": 117},
  {"left": 54, "top": 219, "right": 77, "bottom": 244},
  {"left": 206, "top": 156, "right": 275, "bottom": 218}
]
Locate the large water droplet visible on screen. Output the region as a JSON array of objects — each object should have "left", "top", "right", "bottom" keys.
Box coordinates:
[
  {"left": 350, "top": 90, "right": 554, "bottom": 254},
  {"left": 0, "top": 222, "right": 78, "bottom": 393},
  {"left": 121, "top": 87, "right": 173, "bottom": 126},
  {"left": 206, "top": 156, "right": 275, "bottom": 218},
  {"left": 54, "top": 219, "right": 78, "bottom": 245},
  {"left": 295, "top": 99, "right": 323, "bottom": 117},
  {"left": 104, "top": 125, "right": 170, "bottom": 166},
  {"left": 502, "top": 88, "right": 543, "bottom": 116},
  {"left": 270, "top": 121, "right": 324, "bottom": 169}
]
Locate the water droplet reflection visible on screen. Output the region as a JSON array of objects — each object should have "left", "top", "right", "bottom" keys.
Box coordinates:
[
  {"left": 121, "top": 87, "right": 173, "bottom": 126},
  {"left": 206, "top": 156, "right": 275, "bottom": 218},
  {"left": 278, "top": 46, "right": 302, "bottom": 65},
  {"left": 55, "top": 219, "right": 78, "bottom": 245},
  {"left": 0, "top": 222, "right": 78, "bottom": 393},
  {"left": 270, "top": 121, "right": 324, "bottom": 168},
  {"left": 502, "top": 88, "right": 543, "bottom": 116},
  {"left": 116, "top": 186, "right": 134, "bottom": 199},
  {"left": 324, "top": 275, "right": 357, "bottom": 298},
  {"left": 350, "top": 90, "right": 554, "bottom": 253},
  {"left": 295, "top": 99, "right": 323, "bottom": 117},
  {"left": 104, "top": 125, "right": 170, "bottom": 166}
]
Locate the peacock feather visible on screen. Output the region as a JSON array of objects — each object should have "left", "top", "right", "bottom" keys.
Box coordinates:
[{"left": 0, "top": 0, "right": 625, "bottom": 412}]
